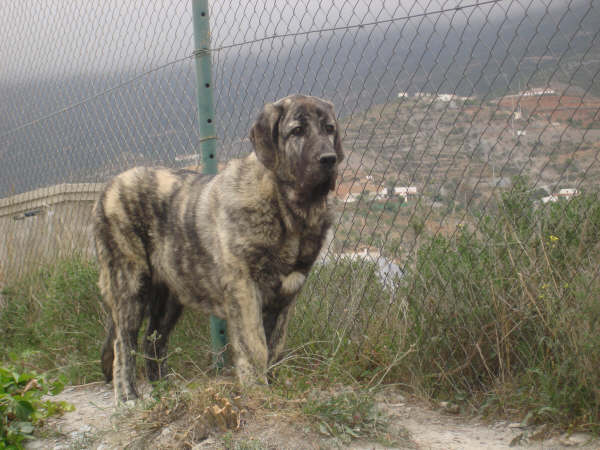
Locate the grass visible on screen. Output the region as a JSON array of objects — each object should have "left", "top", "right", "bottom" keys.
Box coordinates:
[
  {"left": 0, "top": 256, "right": 211, "bottom": 385},
  {"left": 302, "top": 388, "right": 389, "bottom": 445},
  {"left": 111, "top": 376, "right": 399, "bottom": 448},
  {"left": 290, "top": 179, "right": 600, "bottom": 431},
  {"left": 1, "top": 179, "right": 600, "bottom": 438},
  {"left": 0, "top": 256, "right": 106, "bottom": 383}
]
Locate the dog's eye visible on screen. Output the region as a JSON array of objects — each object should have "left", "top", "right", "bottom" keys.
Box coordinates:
[
  {"left": 324, "top": 124, "right": 335, "bottom": 134},
  {"left": 291, "top": 126, "right": 304, "bottom": 136}
]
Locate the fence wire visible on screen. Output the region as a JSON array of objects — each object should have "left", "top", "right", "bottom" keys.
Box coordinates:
[{"left": 1, "top": 0, "right": 600, "bottom": 391}]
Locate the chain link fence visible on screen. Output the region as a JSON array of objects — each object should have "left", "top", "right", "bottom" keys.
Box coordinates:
[{"left": 2, "top": 0, "right": 600, "bottom": 404}]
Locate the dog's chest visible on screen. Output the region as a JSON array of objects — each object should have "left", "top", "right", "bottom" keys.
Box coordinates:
[
  {"left": 251, "top": 233, "right": 320, "bottom": 305},
  {"left": 277, "top": 227, "right": 324, "bottom": 274},
  {"left": 278, "top": 233, "right": 301, "bottom": 267}
]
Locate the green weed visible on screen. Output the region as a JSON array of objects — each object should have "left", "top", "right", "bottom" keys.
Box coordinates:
[
  {"left": 222, "top": 432, "right": 267, "bottom": 450},
  {"left": 0, "top": 366, "right": 72, "bottom": 449},
  {"left": 303, "top": 389, "right": 388, "bottom": 445}
]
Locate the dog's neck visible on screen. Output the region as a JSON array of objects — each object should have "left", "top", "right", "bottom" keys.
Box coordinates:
[
  {"left": 267, "top": 173, "right": 329, "bottom": 233},
  {"left": 247, "top": 152, "right": 329, "bottom": 232}
]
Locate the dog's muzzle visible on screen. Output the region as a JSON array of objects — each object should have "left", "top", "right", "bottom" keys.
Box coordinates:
[{"left": 319, "top": 153, "right": 337, "bottom": 169}]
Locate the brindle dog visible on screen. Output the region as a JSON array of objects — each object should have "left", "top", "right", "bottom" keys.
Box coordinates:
[{"left": 94, "top": 94, "right": 344, "bottom": 403}]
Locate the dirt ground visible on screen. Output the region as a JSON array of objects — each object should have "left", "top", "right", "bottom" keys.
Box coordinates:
[{"left": 26, "top": 382, "right": 598, "bottom": 450}]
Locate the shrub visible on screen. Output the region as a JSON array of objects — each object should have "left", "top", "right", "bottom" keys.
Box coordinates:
[
  {"left": 391, "top": 182, "right": 600, "bottom": 428},
  {"left": 289, "top": 180, "right": 600, "bottom": 430},
  {"left": 0, "top": 366, "right": 71, "bottom": 448}
]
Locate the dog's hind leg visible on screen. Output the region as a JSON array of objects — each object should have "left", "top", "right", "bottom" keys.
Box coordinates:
[
  {"left": 143, "top": 285, "right": 183, "bottom": 382},
  {"left": 101, "top": 315, "right": 116, "bottom": 382},
  {"left": 109, "top": 266, "right": 148, "bottom": 403},
  {"left": 263, "top": 301, "right": 295, "bottom": 369}
]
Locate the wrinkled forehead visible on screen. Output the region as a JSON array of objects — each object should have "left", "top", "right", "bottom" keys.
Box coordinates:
[{"left": 279, "top": 96, "right": 335, "bottom": 125}]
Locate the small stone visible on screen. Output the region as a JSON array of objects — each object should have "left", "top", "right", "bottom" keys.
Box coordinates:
[
  {"left": 559, "top": 432, "right": 593, "bottom": 447},
  {"left": 529, "top": 423, "right": 550, "bottom": 440},
  {"left": 375, "top": 389, "right": 406, "bottom": 405},
  {"left": 509, "top": 433, "right": 525, "bottom": 447},
  {"left": 440, "top": 401, "right": 460, "bottom": 414},
  {"left": 508, "top": 422, "right": 523, "bottom": 428}
]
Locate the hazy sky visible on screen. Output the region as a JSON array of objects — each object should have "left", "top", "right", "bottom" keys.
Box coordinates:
[{"left": 0, "top": 0, "right": 555, "bottom": 82}]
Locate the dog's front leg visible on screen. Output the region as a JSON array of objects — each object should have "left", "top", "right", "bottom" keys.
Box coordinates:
[
  {"left": 264, "top": 270, "right": 306, "bottom": 367},
  {"left": 263, "top": 300, "right": 296, "bottom": 369},
  {"left": 224, "top": 277, "right": 269, "bottom": 386}
]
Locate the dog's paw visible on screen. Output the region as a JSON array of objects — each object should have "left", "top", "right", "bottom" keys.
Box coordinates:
[{"left": 115, "top": 398, "right": 138, "bottom": 409}]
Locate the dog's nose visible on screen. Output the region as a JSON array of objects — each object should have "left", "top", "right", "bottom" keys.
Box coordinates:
[{"left": 319, "top": 153, "right": 337, "bottom": 168}]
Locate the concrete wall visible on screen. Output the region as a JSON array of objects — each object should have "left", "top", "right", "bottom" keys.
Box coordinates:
[{"left": 0, "top": 183, "right": 103, "bottom": 283}]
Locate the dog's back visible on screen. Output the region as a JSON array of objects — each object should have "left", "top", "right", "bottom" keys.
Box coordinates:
[
  {"left": 95, "top": 167, "right": 204, "bottom": 256},
  {"left": 94, "top": 165, "right": 222, "bottom": 302}
]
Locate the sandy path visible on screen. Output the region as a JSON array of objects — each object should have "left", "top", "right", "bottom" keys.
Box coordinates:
[{"left": 26, "top": 383, "right": 597, "bottom": 449}]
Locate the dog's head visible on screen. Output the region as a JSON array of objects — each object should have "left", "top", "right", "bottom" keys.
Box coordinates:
[{"left": 249, "top": 94, "right": 344, "bottom": 202}]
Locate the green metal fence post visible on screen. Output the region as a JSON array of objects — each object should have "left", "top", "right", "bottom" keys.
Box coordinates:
[{"left": 192, "top": 0, "right": 228, "bottom": 368}]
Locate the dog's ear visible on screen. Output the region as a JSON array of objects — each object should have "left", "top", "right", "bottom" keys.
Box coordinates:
[
  {"left": 333, "top": 119, "right": 344, "bottom": 165},
  {"left": 323, "top": 121, "right": 345, "bottom": 193},
  {"left": 249, "top": 101, "right": 284, "bottom": 170},
  {"left": 321, "top": 99, "right": 344, "bottom": 166},
  {"left": 330, "top": 107, "right": 344, "bottom": 192}
]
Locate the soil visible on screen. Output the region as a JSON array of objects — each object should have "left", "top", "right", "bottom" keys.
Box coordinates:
[{"left": 26, "top": 382, "right": 598, "bottom": 450}]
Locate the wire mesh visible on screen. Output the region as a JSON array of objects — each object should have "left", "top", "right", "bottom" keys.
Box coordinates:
[{"left": 1, "top": 0, "right": 600, "bottom": 389}]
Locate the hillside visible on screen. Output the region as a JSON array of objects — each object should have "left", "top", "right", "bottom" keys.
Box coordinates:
[
  {"left": 330, "top": 89, "right": 600, "bottom": 255},
  {"left": 1, "top": 1, "right": 599, "bottom": 198}
]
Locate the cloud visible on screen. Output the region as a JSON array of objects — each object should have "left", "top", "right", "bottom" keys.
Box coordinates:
[{"left": 0, "top": 0, "right": 551, "bottom": 81}]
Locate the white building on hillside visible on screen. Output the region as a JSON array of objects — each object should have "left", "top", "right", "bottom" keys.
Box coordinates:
[
  {"left": 541, "top": 195, "right": 558, "bottom": 204},
  {"left": 558, "top": 188, "right": 579, "bottom": 198},
  {"left": 437, "top": 94, "right": 454, "bottom": 102},
  {"left": 394, "top": 186, "right": 418, "bottom": 200},
  {"left": 521, "top": 87, "right": 556, "bottom": 97},
  {"left": 542, "top": 188, "right": 579, "bottom": 204}
]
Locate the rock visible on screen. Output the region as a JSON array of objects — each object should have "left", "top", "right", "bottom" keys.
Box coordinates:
[
  {"left": 508, "top": 422, "right": 523, "bottom": 428},
  {"left": 559, "top": 432, "right": 594, "bottom": 447},
  {"left": 374, "top": 388, "right": 406, "bottom": 405},
  {"left": 494, "top": 421, "right": 507, "bottom": 429},
  {"left": 509, "top": 432, "right": 525, "bottom": 447},
  {"left": 192, "top": 437, "right": 218, "bottom": 449},
  {"left": 439, "top": 401, "right": 460, "bottom": 414},
  {"left": 529, "top": 423, "right": 550, "bottom": 440}
]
